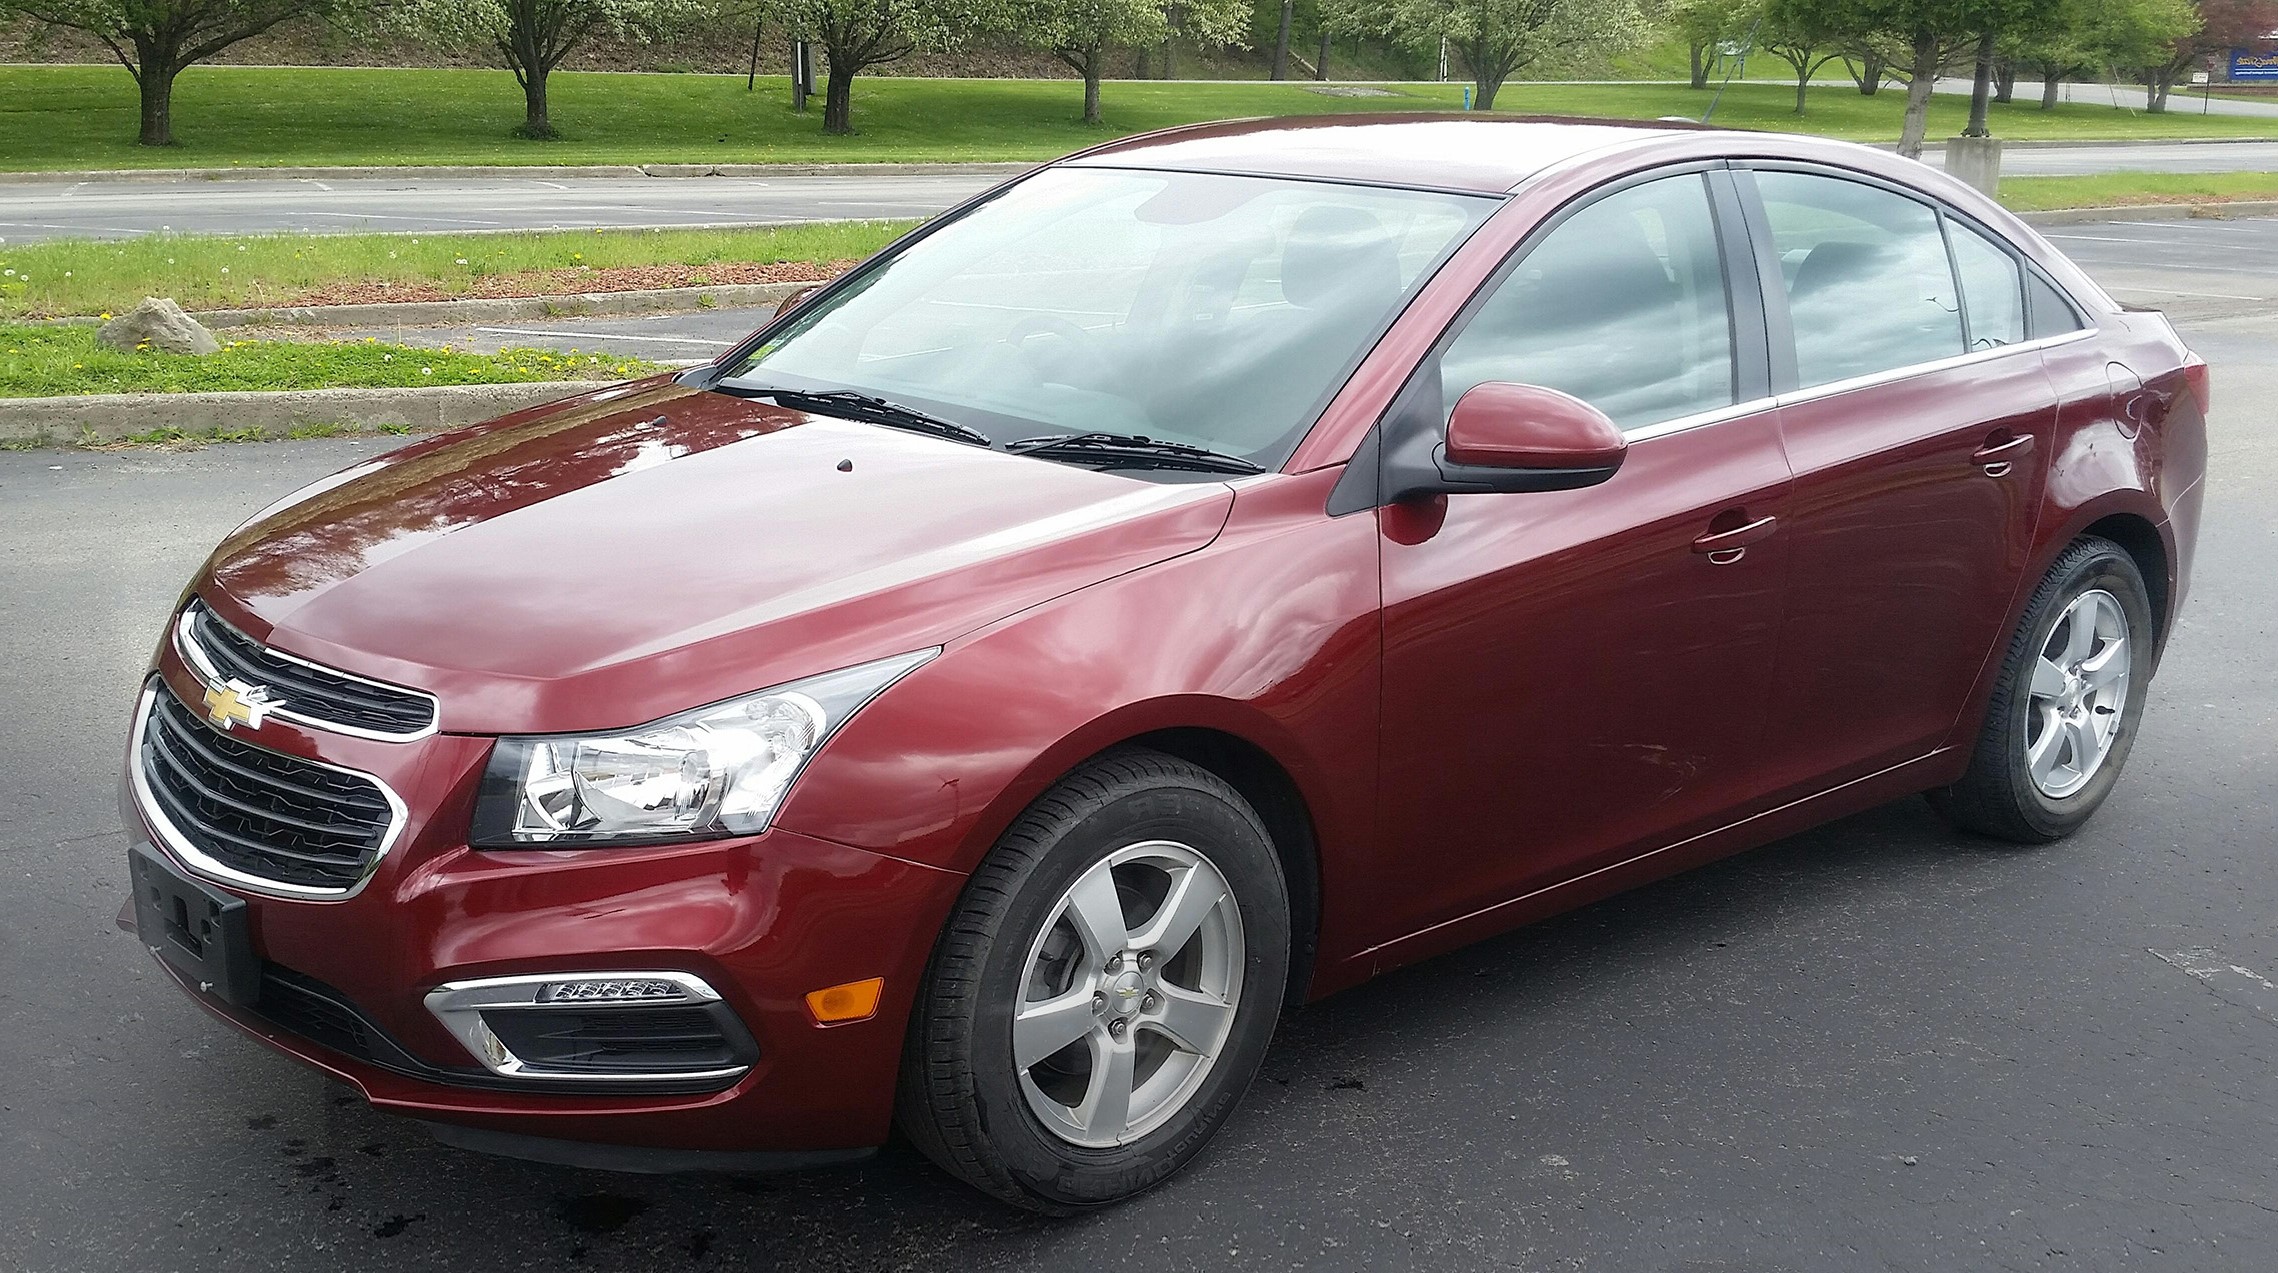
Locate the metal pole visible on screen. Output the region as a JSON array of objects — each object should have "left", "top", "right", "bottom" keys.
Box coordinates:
[{"left": 747, "top": 13, "right": 762, "bottom": 92}]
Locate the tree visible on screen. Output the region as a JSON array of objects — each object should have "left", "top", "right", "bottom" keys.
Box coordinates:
[
  {"left": 402, "top": 0, "right": 713, "bottom": 139},
  {"left": 0, "top": 0, "right": 379, "bottom": 146},
  {"left": 771, "top": 0, "right": 987, "bottom": 133},
  {"left": 1017, "top": 0, "right": 1243, "bottom": 123},
  {"left": 1669, "top": 0, "right": 1755, "bottom": 88},
  {"left": 1325, "top": 0, "right": 1646, "bottom": 110},
  {"left": 2141, "top": 0, "right": 2272, "bottom": 111},
  {"left": 2006, "top": 0, "right": 2191, "bottom": 109},
  {"left": 1759, "top": 0, "right": 1856, "bottom": 114},
  {"left": 1269, "top": 0, "right": 1290, "bottom": 75},
  {"left": 1854, "top": 0, "right": 2045, "bottom": 157}
]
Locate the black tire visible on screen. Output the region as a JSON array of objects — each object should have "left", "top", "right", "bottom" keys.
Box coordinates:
[
  {"left": 1929, "top": 536, "right": 2156, "bottom": 842},
  {"left": 896, "top": 748, "right": 1291, "bottom": 1213}
]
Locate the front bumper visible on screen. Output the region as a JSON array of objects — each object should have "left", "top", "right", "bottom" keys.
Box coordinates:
[{"left": 125, "top": 655, "right": 968, "bottom": 1158}]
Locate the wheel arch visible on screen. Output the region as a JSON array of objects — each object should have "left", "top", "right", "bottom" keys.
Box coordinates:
[{"left": 2079, "top": 511, "right": 2170, "bottom": 651}]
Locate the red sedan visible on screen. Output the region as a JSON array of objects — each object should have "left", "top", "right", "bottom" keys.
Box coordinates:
[{"left": 122, "top": 115, "right": 2206, "bottom": 1211}]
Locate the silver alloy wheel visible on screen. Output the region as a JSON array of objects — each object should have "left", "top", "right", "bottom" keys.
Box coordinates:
[
  {"left": 2026, "top": 588, "right": 2132, "bottom": 800},
  {"left": 1012, "top": 840, "right": 1245, "bottom": 1148}
]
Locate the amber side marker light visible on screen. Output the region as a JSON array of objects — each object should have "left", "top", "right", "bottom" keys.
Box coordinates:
[{"left": 806, "top": 977, "right": 885, "bottom": 1024}]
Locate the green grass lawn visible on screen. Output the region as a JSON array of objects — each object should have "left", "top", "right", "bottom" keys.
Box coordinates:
[
  {"left": 1997, "top": 171, "right": 2278, "bottom": 212},
  {"left": 0, "top": 323, "right": 654, "bottom": 398},
  {"left": 4, "top": 64, "right": 2274, "bottom": 173},
  {"left": 0, "top": 222, "right": 909, "bottom": 319}
]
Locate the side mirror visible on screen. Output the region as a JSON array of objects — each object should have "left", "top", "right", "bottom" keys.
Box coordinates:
[
  {"left": 1384, "top": 382, "right": 1627, "bottom": 502},
  {"left": 774, "top": 285, "right": 819, "bottom": 318}
]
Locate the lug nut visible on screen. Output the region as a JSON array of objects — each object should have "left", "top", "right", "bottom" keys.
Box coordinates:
[
  {"left": 1109, "top": 1018, "right": 1128, "bottom": 1038},
  {"left": 1141, "top": 991, "right": 1160, "bottom": 1012},
  {"left": 1105, "top": 954, "right": 1122, "bottom": 973},
  {"left": 1138, "top": 952, "right": 1154, "bottom": 970},
  {"left": 1093, "top": 991, "right": 1107, "bottom": 1013}
]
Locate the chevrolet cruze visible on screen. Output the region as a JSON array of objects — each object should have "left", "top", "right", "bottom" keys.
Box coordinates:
[{"left": 121, "top": 116, "right": 2207, "bottom": 1211}]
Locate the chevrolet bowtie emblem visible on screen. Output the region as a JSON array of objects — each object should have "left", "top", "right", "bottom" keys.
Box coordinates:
[{"left": 202, "top": 679, "right": 278, "bottom": 731}]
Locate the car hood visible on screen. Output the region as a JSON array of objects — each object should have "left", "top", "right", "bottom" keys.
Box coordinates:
[{"left": 196, "top": 379, "right": 1236, "bottom": 734}]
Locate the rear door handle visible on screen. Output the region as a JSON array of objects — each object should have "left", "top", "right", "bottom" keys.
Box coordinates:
[
  {"left": 1692, "top": 514, "right": 1778, "bottom": 563},
  {"left": 1972, "top": 433, "right": 2036, "bottom": 476}
]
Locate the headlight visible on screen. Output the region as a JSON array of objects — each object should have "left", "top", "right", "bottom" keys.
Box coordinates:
[{"left": 470, "top": 649, "right": 936, "bottom": 847}]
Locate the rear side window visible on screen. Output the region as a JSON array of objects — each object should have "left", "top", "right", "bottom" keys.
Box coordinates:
[
  {"left": 1949, "top": 222, "right": 2025, "bottom": 351},
  {"left": 1755, "top": 171, "right": 1963, "bottom": 388},
  {"left": 1436, "top": 173, "right": 1737, "bottom": 431},
  {"left": 2026, "top": 271, "right": 2086, "bottom": 339}
]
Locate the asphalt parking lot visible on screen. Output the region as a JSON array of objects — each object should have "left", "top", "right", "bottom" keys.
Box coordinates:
[{"left": 2, "top": 248, "right": 2276, "bottom": 1272}]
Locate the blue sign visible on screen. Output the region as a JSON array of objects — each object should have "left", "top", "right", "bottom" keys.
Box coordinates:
[{"left": 2232, "top": 49, "right": 2278, "bottom": 81}]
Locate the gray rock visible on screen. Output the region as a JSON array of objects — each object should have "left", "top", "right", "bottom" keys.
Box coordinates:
[{"left": 96, "top": 298, "right": 222, "bottom": 356}]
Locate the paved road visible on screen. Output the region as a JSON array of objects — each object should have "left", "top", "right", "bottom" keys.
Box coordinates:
[
  {"left": 2, "top": 304, "right": 2273, "bottom": 1271},
  {"left": 0, "top": 171, "right": 1009, "bottom": 243},
  {"left": 4, "top": 135, "right": 2277, "bottom": 243}
]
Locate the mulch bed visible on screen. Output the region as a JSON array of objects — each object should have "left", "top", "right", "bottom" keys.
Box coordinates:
[{"left": 268, "top": 260, "right": 852, "bottom": 310}]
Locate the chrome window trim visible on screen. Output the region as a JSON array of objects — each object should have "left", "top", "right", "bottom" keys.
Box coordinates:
[
  {"left": 423, "top": 971, "right": 753, "bottom": 1086},
  {"left": 1771, "top": 326, "right": 2096, "bottom": 411},
  {"left": 174, "top": 603, "right": 440, "bottom": 744},
  {"left": 1616, "top": 327, "right": 2096, "bottom": 445},
  {"left": 130, "top": 682, "right": 408, "bottom": 902}
]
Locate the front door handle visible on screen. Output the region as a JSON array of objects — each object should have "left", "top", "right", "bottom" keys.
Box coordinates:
[
  {"left": 1692, "top": 514, "right": 1778, "bottom": 563},
  {"left": 1972, "top": 432, "right": 2036, "bottom": 477}
]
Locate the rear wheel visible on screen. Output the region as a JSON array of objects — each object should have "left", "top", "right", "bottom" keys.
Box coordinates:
[
  {"left": 1930, "top": 536, "right": 2155, "bottom": 842},
  {"left": 897, "top": 748, "right": 1290, "bottom": 1212}
]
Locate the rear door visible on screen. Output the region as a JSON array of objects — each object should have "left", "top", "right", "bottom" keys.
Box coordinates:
[
  {"left": 1366, "top": 169, "right": 1795, "bottom": 941},
  {"left": 1736, "top": 167, "right": 2060, "bottom": 796}
]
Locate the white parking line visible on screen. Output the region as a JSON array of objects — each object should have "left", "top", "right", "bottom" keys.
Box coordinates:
[
  {"left": 475, "top": 326, "right": 737, "bottom": 346},
  {"left": 2107, "top": 220, "right": 2273, "bottom": 233},
  {"left": 2050, "top": 232, "right": 2271, "bottom": 253},
  {"left": 2104, "top": 284, "right": 2264, "bottom": 301},
  {"left": 302, "top": 211, "right": 504, "bottom": 226}
]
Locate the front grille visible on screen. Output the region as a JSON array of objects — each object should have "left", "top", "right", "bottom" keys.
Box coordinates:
[
  {"left": 138, "top": 685, "right": 398, "bottom": 894},
  {"left": 179, "top": 600, "right": 437, "bottom": 739}
]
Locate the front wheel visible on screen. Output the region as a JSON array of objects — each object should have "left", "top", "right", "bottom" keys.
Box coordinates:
[
  {"left": 1930, "top": 536, "right": 2156, "bottom": 842},
  {"left": 897, "top": 749, "right": 1291, "bottom": 1212}
]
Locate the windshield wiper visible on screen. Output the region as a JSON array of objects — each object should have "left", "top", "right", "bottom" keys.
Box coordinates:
[
  {"left": 746, "top": 387, "right": 993, "bottom": 448},
  {"left": 1005, "top": 432, "right": 1263, "bottom": 476}
]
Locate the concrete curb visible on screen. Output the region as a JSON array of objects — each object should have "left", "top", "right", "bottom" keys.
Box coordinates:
[
  {"left": 0, "top": 381, "right": 606, "bottom": 445},
  {"left": 2018, "top": 199, "right": 2278, "bottom": 225},
  {"left": 0, "top": 161, "right": 1035, "bottom": 184}
]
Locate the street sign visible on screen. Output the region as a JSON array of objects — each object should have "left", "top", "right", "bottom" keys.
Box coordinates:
[{"left": 2231, "top": 49, "right": 2278, "bottom": 81}]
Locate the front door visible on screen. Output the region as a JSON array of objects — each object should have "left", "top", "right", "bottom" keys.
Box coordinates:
[{"left": 1369, "top": 171, "right": 1795, "bottom": 944}]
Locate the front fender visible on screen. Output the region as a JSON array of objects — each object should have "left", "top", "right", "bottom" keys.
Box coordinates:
[{"left": 773, "top": 468, "right": 1388, "bottom": 965}]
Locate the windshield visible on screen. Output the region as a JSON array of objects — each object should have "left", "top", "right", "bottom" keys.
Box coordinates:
[{"left": 719, "top": 167, "right": 1494, "bottom": 471}]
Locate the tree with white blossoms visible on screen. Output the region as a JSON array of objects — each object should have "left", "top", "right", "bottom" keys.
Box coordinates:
[
  {"left": 0, "top": 0, "right": 388, "bottom": 146},
  {"left": 1015, "top": 0, "right": 1247, "bottom": 124},
  {"left": 1324, "top": 0, "right": 1648, "bottom": 111},
  {"left": 769, "top": 0, "right": 996, "bottom": 135},
  {"left": 399, "top": 0, "right": 716, "bottom": 139}
]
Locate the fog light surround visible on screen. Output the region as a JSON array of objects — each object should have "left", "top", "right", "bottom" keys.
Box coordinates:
[{"left": 423, "top": 970, "right": 757, "bottom": 1084}]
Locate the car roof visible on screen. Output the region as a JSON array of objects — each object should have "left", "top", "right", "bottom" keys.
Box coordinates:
[{"left": 1059, "top": 114, "right": 1725, "bottom": 195}]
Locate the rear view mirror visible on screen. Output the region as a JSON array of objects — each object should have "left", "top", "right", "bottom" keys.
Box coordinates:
[{"left": 1384, "top": 382, "right": 1627, "bottom": 502}]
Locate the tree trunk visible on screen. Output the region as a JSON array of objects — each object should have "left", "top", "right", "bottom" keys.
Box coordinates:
[
  {"left": 1690, "top": 41, "right": 1710, "bottom": 90},
  {"left": 1316, "top": 32, "right": 1330, "bottom": 80},
  {"left": 1135, "top": 48, "right": 1150, "bottom": 78},
  {"left": 824, "top": 64, "right": 855, "bottom": 134},
  {"left": 1794, "top": 64, "right": 1810, "bottom": 115},
  {"left": 1895, "top": 32, "right": 1940, "bottom": 159},
  {"left": 1161, "top": 36, "right": 1175, "bottom": 79},
  {"left": 1994, "top": 59, "right": 2015, "bottom": 103},
  {"left": 1083, "top": 60, "right": 1102, "bottom": 124},
  {"left": 2040, "top": 69, "right": 2061, "bottom": 109},
  {"left": 136, "top": 60, "right": 179, "bottom": 147},
  {"left": 2145, "top": 67, "right": 2174, "bottom": 113},
  {"left": 518, "top": 66, "right": 555, "bottom": 139},
  {"left": 1270, "top": 0, "right": 1292, "bottom": 80},
  {"left": 1850, "top": 49, "right": 1884, "bottom": 96},
  {"left": 1473, "top": 71, "right": 1504, "bottom": 111},
  {"left": 1964, "top": 30, "right": 1994, "bottom": 137}
]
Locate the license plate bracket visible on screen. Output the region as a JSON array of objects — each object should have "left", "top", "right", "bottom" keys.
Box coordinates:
[{"left": 128, "top": 842, "right": 260, "bottom": 1006}]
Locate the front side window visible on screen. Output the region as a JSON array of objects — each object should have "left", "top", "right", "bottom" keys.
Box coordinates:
[
  {"left": 1949, "top": 221, "right": 2026, "bottom": 351},
  {"left": 1755, "top": 171, "right": 1963, "bottom": 388},
  {"left": 1436, "top": 174, "right": 1737, "bottom": 431},
  {"left": 720, "top": 168, "right": 1492, "bottom": 469}
]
